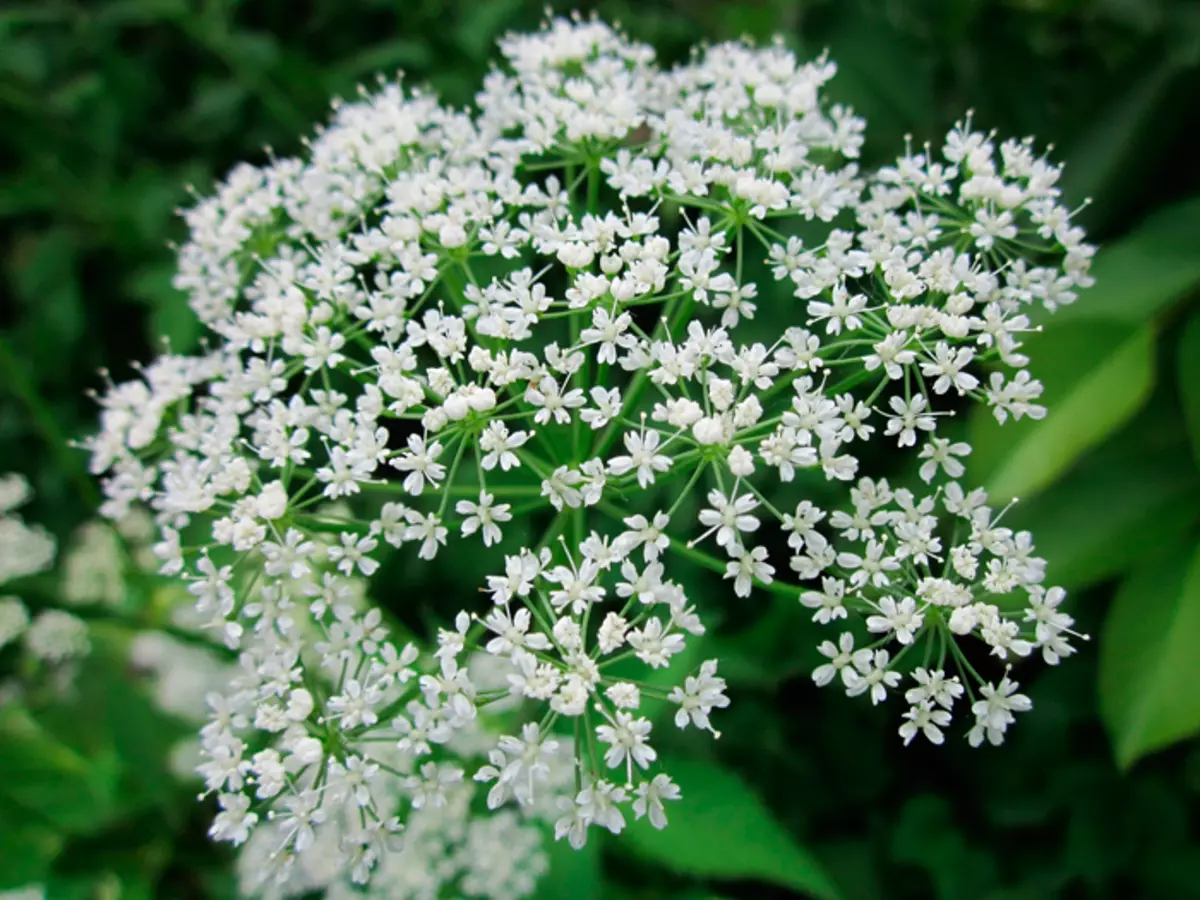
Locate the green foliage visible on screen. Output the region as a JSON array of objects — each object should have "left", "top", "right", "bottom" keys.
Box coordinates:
[
  {"left": 972, "top": 321, "right": 1157, "bottom": 502},
  {"left": 1055, "top": 194, "right": 1200, "bottom": 325},
  {"left": 2, "top": 0, "right": 1200, "bottom": 897},
  {"left": 1001, "top": 402, "right": 1200, "bottom": 590},
  {"left": 0, "top": 800, "right": 62, "bottom": 890},
  {"left": 534, "top": 832, "right": 604, "bottom": 900},
  {"left": 1178, "top": 310, "right": 1200, "bottom": 467},
  {"left": 0, "top": 704, "right": 120, "bottom": 835},
  {"left": 0, "top": 628, "right": 197, "bottom": 890},
  {"left": 1100, "top": 542, "right": 1200, "bottom": 768},
  {"left": 622, "top": 757, "right": 841, "bottom": 899}
]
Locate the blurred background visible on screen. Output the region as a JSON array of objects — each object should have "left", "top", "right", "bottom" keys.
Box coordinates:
[{"left": 3, "top": 0, "right": 1200, "bottom": 897}]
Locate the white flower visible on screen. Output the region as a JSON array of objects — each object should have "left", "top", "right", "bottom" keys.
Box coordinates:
[
  {"left": 633, "top": 774, "right": 680, "bottom": 829},
  {"left": 668, "top": 660, "right": 729, "bottom": 735},
  {"left": 479, "top": 421, "right": 529, "bottom": 471},
  {"left": 883, "top": 394, "right": 937, "bottom": 447},
  {"left": 24, "top": 609, "right": 89, "bottom": 663},
  {"left": 389, "top": 435, "right": 446, "bottom": 495},
  {"left": 696, "top": 489, "right": 760, "bottom": 551},
  {"left": 607, "top": 427, "right": 672, "bottom": 488},
  {"left": 800, "top": 576, "right": 847, "bottom": 624},
  {"left": 209, "top": 793, "right": 257, "bottom": 845},
  {"left": 899, "top": 702, "right": 952, "bottom": 746},
  {"left": 866, "top": 596, "right": 924, "bottom": 644},
  {"left": 917, "top": 437, "right": 971, "bottom": 483},
  {"left": 724, "top": 544, "right": 774, "bottom": 598},
  {"left": 582, "top": 386, "right": 622, "bottom": 429},
  {"left": 456, "top": 492, "right": 512, "bottom": 547},
  {"left": 905, "top": 667, "right": 964, "bottom": 710},
  {"left": 844, "top": 649, "right": 901, "bottom": 705},
  {"left": 325, "top": 531, "right": 380, "bottom": 576},
  {"left": 617, "top": 512, "right": 671, "bottom": 562},
  {"left": 967, "top": 674, "right": 1032, "bottom": 746},
  {"left": 0, "top": 596, "right": 29, "bottom": 650},
  {"left": 813, "top": 632, "right": 869, "bottom": 688},
  {"left": 405, "top": 512, "right": 447, "bottom": 560},
  {"left": 596, "top": 711, "right": 656, "bottom": 780},
  {"left": 627, "top": 618, "right": 684, "bottom": 668}
]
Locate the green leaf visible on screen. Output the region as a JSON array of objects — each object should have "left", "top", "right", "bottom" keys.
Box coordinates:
[
  {"left": 1060, "top": 63, "right": 1176, "bottom": 225},
  {"left": 454, "top": 0, "right": 524, "bottom": 59},
  {"left": 180, "top": 77, "right": 249, "bottom": 139},
  {"left": 622, "top": 757, "right": 840, "bottom": 899},
  {"left": 128, "top": 263, "right": 201, "bottom": 354},
  {"left": 890, "top": 794, "right": 999, "bottom": 898},
  {"left": 148, "top": 286, "right": 201, "bottom": 354},
  {"left": 9, "top": 228, "right": 84, "bottom": 361},
  {"left": 1099, "top": 541, "right": 1200, "bottom": 768},
  {"left": 1054, "top": 195, "right": 1200, "bottom": 325},
  {"left": 0, "top": 798, "right": 61, "bottom": 889},
  {"left": 535, "top": 828, "right": 603, "bottom": 900},
  {"left": 971, "top": 322, "right": 1155, "bottom": 502},
  {"left": 712, "top": 601, "right": 816, "bottom": 687},
  {"left": 1177, "top": 311, "right": 1200, "bottom": 468},
  {"left": 1004, "top": 411, "right": 1200, "bottom": 590},
  {"left": 36, "top": 628, "right": 192, "bottom": 819},
  {"left": 331, "top": 39, "right": 434, "bottom": 83},
  {"left": 0, "top": 705, "right": 119, "bottom": 834},
  {"left": 822, "top": 14, "right": 935, "bottom": 157},
  {"left": 817, "top": 840, "right": 884, "bottom": 900}
]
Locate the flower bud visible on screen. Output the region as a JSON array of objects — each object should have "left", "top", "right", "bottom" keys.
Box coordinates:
[
  {"left": 443, "top": 393, "right": 470, "bottom": 421},
  {"left": 292, "top": 736, "right": 324, "bottom": 767},
  {"left": 439, "top": 222, "right": 467, "bottom": 248},
  {"left": 727, "top": 445, "right": 755, "bottom": 477},
  {"left": 285, "top": 688, "right": 314, "bottom": 722},
  {"left": 692, "top": 416, "right": 727, "bottom": 446},
  {"left": 467, "top": 386, "right": 497, "bottom": 412},
  {"left": 256, "top": 481, "right": 288, "bottom": 520}
]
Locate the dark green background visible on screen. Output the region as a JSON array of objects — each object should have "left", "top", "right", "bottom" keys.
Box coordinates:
[{"left": 3, "top": 1, "right": 1200, "bottom": 897}]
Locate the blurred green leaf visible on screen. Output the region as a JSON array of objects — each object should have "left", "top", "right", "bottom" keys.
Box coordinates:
[
  {"left": 0, "top": 705, "right": 119, "bottom": 834},
  {"left": 890, "top": 794, "right": 999, "bottom": 899},
  {"left": 217, "top": 30, "right": 281, "bottom": 73},
  {"left": 622, "top": 757, "right": 841, "bottom": 899},
  {"left": 179, "top": 77, "right": 249, "bottom": 139},
  {"left": 93, "top": 0, "right": 188, "bottom": 25},
  {"left": 973, "top": 322, "right": 1155, "bottom": 502},
  {"left": 1178, "top": 311, "right": 1200, "bottom": 468},
  {"left": 1004, "top": 413, "right": 1200, "bottom": 590},
  {"left": 1060, "top": 60, "right": 1175, "bottom": 222},
  {"left": 454, "top": 0, "right": 525, "bottom": 59},
  {"left": 10, "top": 228, "right": 84, "bottom": 356},
  {"left": 823, "top": 14, "right": 935, "bottom": 154},
  {"left": 148, "top": 286, "right": 201, "bottom": 354},
  {"left": 712, "top": 601, "right": 815, "bottom": 687},
  {"left": 1054, "top": 194, "right": 1200, "bottom": 325},
  {"left": 889, "top": 792, "right": 956, "bottom": 868},
  {"left": 36, "top": 628, "right": 192, "bottom": 818},
  {"left": 818, "top": 839, "right": 884, "bottom": 900},
  {"left": 332, "top": 38, "right": 434, "bottom": 84},
  {"left": 0, "top": 798, "right": 62, "bottom": 889},
  {"left": 1100, "top": 540, "right": 1200, "bottom": 768},
  {"left": 534, "top": 828, "right": 604, "bottom": 900}
]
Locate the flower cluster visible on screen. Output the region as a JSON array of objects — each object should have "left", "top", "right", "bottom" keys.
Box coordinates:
[
  {"left": 0, "top": 474, "right": 91, "bottom": 693},
  {"left": 0, "top": 473, "right": 57, "bottom": 585},
  {"left": 86, "top": 13, "right": 1091, "bottom": 893}
]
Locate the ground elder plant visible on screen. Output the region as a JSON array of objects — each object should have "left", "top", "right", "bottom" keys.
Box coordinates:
[{"left": 86, "top": 14, "right": 1094, "bottom": 894}]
